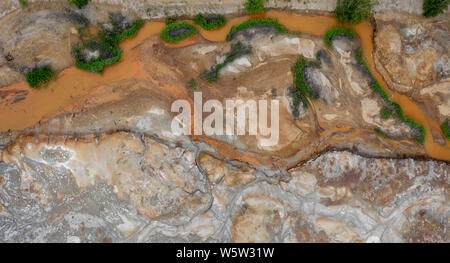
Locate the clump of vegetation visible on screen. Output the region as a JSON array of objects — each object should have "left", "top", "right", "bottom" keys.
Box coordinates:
[
  {"left": 18, "top": 0, "right": 27, "bottom": 7},
  {"left": 374, "top": 128, "right": 388, "bottom": 138},
  {"left": 380, "top": 107, "right": 393, "bottom": 119},
  {"left": 334, "top": 0, "right": 376, "bottom": 24},
  {"left": 73, "top": 15, "right": 142, "bottom": 74},
  {"left": 193, "top": 14, "right": 226, "bottom": 30},
  {"left": 288, "top": 86, "right": 308, "bottom": 119},
  {"left": 103, "top": 19, "right": 143, "bottom": 45},
  {"left": 161, "top": 21, "right": 197, "bottom": 43},
  {"left": 441, "top": 120, "right": 450, "bottom": 139},
  {"left": 293, "top": 58, "right": 320, "bottom": 100},
  {"left": 288, "top": 57, "right": 320, "bottom": 117},
  {"left": 355, "top": 48, "right": 426, "bottom": 144},
  {"left": 200, "top": 41, "right": 251, "bottom": 83},
  {"left": 165, "top": 18, "right": 174, "bottom": 25},
  {"left": 244, "top": 0, "right": 265, "bottom": 13},
  {"left": 324, "top": 27, "right": 355, "bottom": 47},
  {"left": 25, "top": 66, "right": 54, "bottom": 88},
  {"left": 188, "top": 79, "right": 197, "bottom": 89},
  {"left": 226, "top": 18, "right": 289, "bottom": 41},
  {"left": 68, "top": 0, "right": 89, "bottom": 9},
  {"left": 73, "top": 40, "right": 122, "bottom": 74},
  {"left": 422, "top": 0, "right": 449, "bottom": 17}
]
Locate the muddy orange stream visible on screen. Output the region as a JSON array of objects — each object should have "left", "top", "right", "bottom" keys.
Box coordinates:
[{"left": 1, "top": 10, "right": 448, "bottom": 161}]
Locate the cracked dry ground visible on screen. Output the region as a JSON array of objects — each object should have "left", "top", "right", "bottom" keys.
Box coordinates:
[{"left": 0, "top": 7, "right": 449, "bottom": 242}]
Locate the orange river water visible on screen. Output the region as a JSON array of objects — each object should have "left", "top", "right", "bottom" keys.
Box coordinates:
[{"left": 0, "top": 10, "right": 449, "bottom": 161}]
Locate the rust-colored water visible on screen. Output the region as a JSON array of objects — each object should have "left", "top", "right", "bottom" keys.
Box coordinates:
[{"left": 1, "top": 10, "right": 448, "bottom": 160}]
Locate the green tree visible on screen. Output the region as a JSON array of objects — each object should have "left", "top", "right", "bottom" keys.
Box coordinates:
[
  {"left": 68, "top": 0, "right": 89, "bottom": 9},
  {"left": 422, "top": 0, "right": 449, "bottom": 17},
  {"left": 335, "top": 0, "right": 376, "bottom": 24},
  {"left": 244, "top": 0, "right": 265, "bottom": 14}
]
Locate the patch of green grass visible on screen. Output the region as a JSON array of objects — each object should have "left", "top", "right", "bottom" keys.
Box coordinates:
[
  {"left": 161, "top": 21, "right": 197, "bottom": 43},
  {"left": 380, "top": 107, "right": 393, "bottom": 119},
  {"left": 355, "top": 48, "right": 426, "bottom": 144},
  {"left": 193, "top": 14, "right": 226, "bottom": 30},
  {"left": 200, "top": 41, "right": 251, "bottom": 83},
  {"left": 226, "top": 18, "right": 289, "bottom": 41},
  {"left": 188, "top": 79, "right": 197, "bottom": 90},
  {"left": 324, "top": 27, "right": 355, "bottom": 47},
  {"left": 68, "top": 0, "right": 89, "bottom": 9},
  {"left": 25, "top": 66, "right": 54, "bottom": 88},
  {"left": 335, "top": 0, "right": 375, "bottom": 24},
  {"left": 103, "top": 19, "right": 143, "bottom": 45},
  {"left": 244, "top": 0, "right": 265, "bottom": 14},
  {"left": 18, "top": 0, "right": 27, "bottom": 7},
  {"left": 423, "top": 0, "right": 449, "bottom": 17},
  {"left": 441, "top": 120, "right": 450, "bottom": 139}
]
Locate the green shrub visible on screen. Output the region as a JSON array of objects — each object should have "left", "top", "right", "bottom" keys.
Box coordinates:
[
  {"left": 25, "top": 66, "right": 54, "bottom": 88},
  {"left": 244, "top": 0, "right": 265, "bottom": 13},
  {"left": 188, "top": 79, "right": 197, "bottom": 89},
  {"left": 68, "top": 0, "right": 89, "bottom": 9},
  {"left": 161, "top": 21, "right": 197, "bottom": 43},
  {"left": 165, "top": 17, "right": 175, "bottom": 25},
  {"left": 335, "top": 0, "right": 375, "bottom": 24},
  {"left": 200, "top": 41, "right": 251, "bottom": 83},
  {"left": 73, "top": 44, "right": 122, "bottom": 74},
  {"left": 374, "top": 128, "right": 388, "bottom": 138},
  {"left": 18, "top": 0, "right": 27, "bottom": 7},
  {"left": 193, "top": 14, "right": 226, "bottom": 30},
  {"left": 72, "top": 17, "right": 142, "bottom": 74},
  {"left": 380, "top": 107, "right": 393, "bottom": 119},
  {"left": 441, "top": 120, "right": 450, "bottom": 139},
  {"left": 324, "top": 27, "right": 355, "bottom": 47},
  {"left": 293, "top": 57, "right": 319, "bottom": 100},
  {"left": 226, "top": 18, "right": 289, "bottom": 41},
  {"left": 103, "top": 19, "right": 143, "bottom": 45},
  {"left": 422, "top": 0, "right": 449, "bottom": 17},
  {"left": 288, "top": 86, "right": 308, "bottom": 118}
]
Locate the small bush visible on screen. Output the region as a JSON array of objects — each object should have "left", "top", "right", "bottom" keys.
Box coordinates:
[
  {"left": 200, "top": 41, "right": 251, "bottom": 83},
  {"left": 422, "top": 0, "right": 449, "bottom": 17},
  {"left": 293, "top": 57, "right": 320, "bottom": 100},
  {"left": 68, "top": 0, "right": 89, "bottom": 9},
  {"left": 25, "top": 66, "right": 54, "bottom": 88},
  {"left": 193, "top": 14, "right": 226, "bottom": 30},
  {"left": 165, "top": 17, "right": 175, "bottom": 25},
  {"left": 188, "top": 79, "right": 197, "bottom": 90},
  {"left": 374, "top": 128, "right": 388, "bottom": 138},
  {"left": 73, "top": 45, "right": 122, "bottom": 74},
  {"left": 244, "top": 0, "right": 265, "bottom": 13},
  {"left": 161, "top": 21, "right": 197, "bottom": 43},
  {"left": 18, "top": 0, "right": 27, "bottom": 7},
  {"left": 335, "top": 0, "right": 375, "bottom": 24},
  {"left": 288, "top": 86, "right": 308, "bottom": 118},
  {"left": 324, "top": 27, "right": 355, "bottom": 47},
  {"left": 380, "top": 107, "right": 393, "bottom": 119},
  {"left": 103, "top": 19, "right": 143, "bottom": 45},
  {"left": 226, "top": 18, "right": 289, "bottom": 41},
  {"left": 441, "top": 120, "right": 450, "bottom": 139},
  {"left": 72, "top": 17, "right": 142, "bottom": 74}
]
